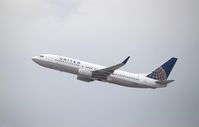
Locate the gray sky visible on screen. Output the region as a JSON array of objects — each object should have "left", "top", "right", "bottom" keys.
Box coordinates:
[{"left": 0, "top": 0, "right": 199, "bottom": 127}]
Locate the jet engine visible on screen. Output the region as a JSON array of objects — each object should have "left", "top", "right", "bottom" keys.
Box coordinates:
[{"left": 77, "top": 69, "right": 93, "bottom": 82}]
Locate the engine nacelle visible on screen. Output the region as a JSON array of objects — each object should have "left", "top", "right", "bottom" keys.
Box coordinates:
[{"left": 77, "top": 69, "right": 93, "bottom": 82}]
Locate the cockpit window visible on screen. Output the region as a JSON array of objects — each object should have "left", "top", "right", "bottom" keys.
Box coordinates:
[{"left": 40, "top": 55, "right": 44, "bottom": 57}]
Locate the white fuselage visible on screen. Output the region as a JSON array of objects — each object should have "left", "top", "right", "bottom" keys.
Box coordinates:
[{"left": 32, "top": 54, "right": 166, "bottom": 89}]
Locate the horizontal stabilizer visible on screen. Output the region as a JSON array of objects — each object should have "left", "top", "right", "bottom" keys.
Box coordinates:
[{"left": 155, "top": 80, "right": 174, "bottom": 85}]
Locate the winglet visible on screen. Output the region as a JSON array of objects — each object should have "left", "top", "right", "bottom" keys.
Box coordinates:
[{"left": 122, "top": 56, "right": 130, "bottom": 64}]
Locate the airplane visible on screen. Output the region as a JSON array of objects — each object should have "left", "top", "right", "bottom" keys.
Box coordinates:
[{"left": 32, "top": 54, "right": 177, "bottom": 89}]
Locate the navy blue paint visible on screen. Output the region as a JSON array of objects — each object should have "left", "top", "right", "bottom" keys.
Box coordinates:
[
  {"left": 161, "top": 57, "right": 177, "bottom": 78},
  {"left": 123, "top": 56, "right": 130, "bottom": 64}
]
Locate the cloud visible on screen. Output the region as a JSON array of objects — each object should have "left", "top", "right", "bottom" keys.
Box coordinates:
[{"left": 0, "top": 0, "right": 199, "bottom": 127}]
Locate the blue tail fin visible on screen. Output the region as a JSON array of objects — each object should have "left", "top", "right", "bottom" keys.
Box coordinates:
[{"left": 147, "top": 57, "right": 177, "bottom": 80}]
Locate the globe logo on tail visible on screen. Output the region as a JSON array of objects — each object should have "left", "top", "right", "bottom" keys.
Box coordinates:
[{"left": 147, "top": 67, "right": 167, "bottom": 81}]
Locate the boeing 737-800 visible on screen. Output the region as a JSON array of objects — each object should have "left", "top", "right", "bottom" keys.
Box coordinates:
[{"left": 32, "top": 54, "right": 177, "bottom": 89}]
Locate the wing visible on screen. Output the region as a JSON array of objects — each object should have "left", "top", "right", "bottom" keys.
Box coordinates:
[{"left": 92, "top": 56, "right": 130, "bottom": 80}]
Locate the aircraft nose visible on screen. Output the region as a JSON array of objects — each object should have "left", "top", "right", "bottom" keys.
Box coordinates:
[{"left": 32, "top": 56, "right": 38, "bottom": 62}]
